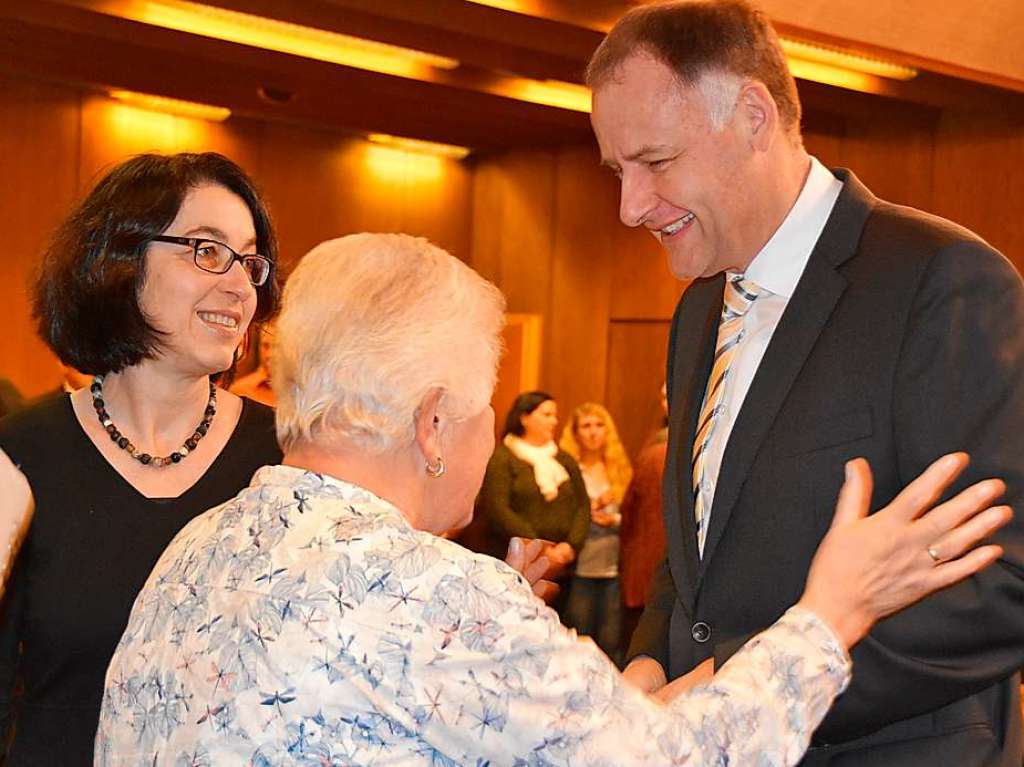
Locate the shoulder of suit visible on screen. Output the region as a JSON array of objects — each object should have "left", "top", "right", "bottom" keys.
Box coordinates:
[{"left": 860, "top": 200, "right": 1001, "bottom": 264}]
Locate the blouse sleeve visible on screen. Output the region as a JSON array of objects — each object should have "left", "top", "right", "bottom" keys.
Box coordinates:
[{"left": 408, "top": 558, "right": 851, "bottom": 767}]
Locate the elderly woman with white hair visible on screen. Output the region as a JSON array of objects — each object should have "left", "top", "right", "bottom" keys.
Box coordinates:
[{"left": 95, "top": 233, "right": 1010, "bottom": 767}]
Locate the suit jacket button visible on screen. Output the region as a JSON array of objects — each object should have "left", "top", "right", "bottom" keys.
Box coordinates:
[{"left": 691, "top": 621, "right": 711, "bottom": 643}]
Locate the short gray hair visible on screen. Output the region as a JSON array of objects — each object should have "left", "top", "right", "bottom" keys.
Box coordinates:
[
  {"left": 273, "top": 233, "right": 506, "bottom": 453},
  {"left": 586, "top": 0, "right": 802, "bottom": 138},
  {"left": 697, "top": 69, "right": 742, "bottom": 130}
]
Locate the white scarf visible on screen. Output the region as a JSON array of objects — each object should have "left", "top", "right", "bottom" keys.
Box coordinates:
[{"left": 503, "top": 434, "right": 570, "bottom": 501}]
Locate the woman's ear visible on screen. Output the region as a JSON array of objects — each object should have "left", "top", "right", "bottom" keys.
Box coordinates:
[{"left": 413, "top": 387, "right": 445, "bottom": 462}]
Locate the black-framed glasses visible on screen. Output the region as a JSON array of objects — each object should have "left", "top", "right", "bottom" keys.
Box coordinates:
[{"left": 150, "top": 235, "right": 272, "bottom": 287}]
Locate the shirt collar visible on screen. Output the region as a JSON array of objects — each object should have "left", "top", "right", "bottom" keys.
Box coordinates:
[
  {"left": 250, "top": 464, "right": 406, "bottom": 520},
  {"left": 740, "top": 156, "right": 843, "bottom": 299}
]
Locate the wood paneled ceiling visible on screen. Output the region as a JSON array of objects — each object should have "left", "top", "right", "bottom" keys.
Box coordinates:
[{"left": 1, "top": 0, "right": 1021, "bottom": 153}]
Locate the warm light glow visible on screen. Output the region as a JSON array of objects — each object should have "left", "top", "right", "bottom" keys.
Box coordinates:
[
  {"left": 785, "top": 59, "right": 888, "bottom": 94},
  {"left": 492, "top": 78, "right": 591, "bottom": 113},
  {"left": 463, "top": 0, "right": 515, "bottom": 9},
  {"left": 781, "top": 38, "right": 917, "bottom": 82},
  {"left": 367, "top": 133, "right": 471, "bottom": 160},
  {"left": 96, "top": 0, "right": 917, "bottom": 112},
  {"left": 98, "top": 99, "right": 213, "bottom": 149},
  {"left": 108, "top": 89, "right": 231, "bottom": 121},
  {"left": 95, "top": 0, "right": 459, "bottom": 78},
  {"left": 362, "top": 144, "right": 448, "bottom": 185},
  {"left": 463, "top": 0, "right": 609, "bottom": 32},
  {"left": 467, "top": 2, "right": 917, "bottom": 99},
  {"left": 462, "top": 0, "right": 533, "bottom": 11}
]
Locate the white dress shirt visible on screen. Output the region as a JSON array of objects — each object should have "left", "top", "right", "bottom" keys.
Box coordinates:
[{"left": 696, "top": 157, "right": 843, "bottom": 550}]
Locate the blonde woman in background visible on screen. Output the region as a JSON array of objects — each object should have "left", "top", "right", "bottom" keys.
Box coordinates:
[{"left": 560, "top": 402, "right": 632, "bottom": 664}]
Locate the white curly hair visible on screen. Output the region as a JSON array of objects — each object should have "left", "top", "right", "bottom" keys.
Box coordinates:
[{"left": 273, "top": 233, "right": 506, "bottom": 453}]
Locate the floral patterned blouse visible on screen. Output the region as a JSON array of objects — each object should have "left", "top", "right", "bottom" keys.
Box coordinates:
[{"left": 96, "top": 465, "right": 850, "bottom": 766}]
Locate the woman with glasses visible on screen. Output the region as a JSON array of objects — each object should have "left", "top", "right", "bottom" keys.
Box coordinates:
[{"left": 0, "top": 152, "right": 283, "bottom": 765}]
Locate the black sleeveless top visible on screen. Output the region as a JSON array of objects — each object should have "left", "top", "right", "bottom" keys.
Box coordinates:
[{"left": 0, "top": 394, "right": 283, "bottom": 766}]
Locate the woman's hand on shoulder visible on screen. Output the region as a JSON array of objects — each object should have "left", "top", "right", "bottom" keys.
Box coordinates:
[{"left": 799, "top": 453, "right": 1010, "bottom": 648}]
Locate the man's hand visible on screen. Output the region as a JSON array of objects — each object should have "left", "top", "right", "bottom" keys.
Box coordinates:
[
  {"left": 800, "top": 453, "right": 1010, "bottom": 648},
  {"left": 654, "top": 657, "right": 714, "bottom": 703},
  {"left": 505, "top": 538, "right": 574, "bottom": 603},
  {"left": 621, "top": 656, "right": 668, "bottom": 695}
]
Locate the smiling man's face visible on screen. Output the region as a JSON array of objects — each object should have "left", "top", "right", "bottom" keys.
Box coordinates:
[{"left": 592, "top": 53, "right": 762, "bottom": 279}]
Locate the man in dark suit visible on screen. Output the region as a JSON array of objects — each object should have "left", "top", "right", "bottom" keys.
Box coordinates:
[{"left": 588, "top": 1, "right": 1024, "bottom": 765}]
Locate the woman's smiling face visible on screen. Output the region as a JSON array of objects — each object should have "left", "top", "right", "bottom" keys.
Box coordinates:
[{"left": 138, "top": 183, "right": 259, "bottom": 376}]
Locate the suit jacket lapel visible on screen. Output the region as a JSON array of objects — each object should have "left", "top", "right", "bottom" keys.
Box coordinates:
[
  {"left": 664, "top": 274, "right": 723, "bottom": 608},
  {"left": 698, "top": 168, "right": 875, "bottom": 569}
]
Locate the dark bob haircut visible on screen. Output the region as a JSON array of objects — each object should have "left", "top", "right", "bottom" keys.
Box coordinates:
[
  {"left": 33, "top": 152, "right": 280, "bottom": 375},
  {"left": 503, "top": 390, "right": 555, "bottom": 437}
]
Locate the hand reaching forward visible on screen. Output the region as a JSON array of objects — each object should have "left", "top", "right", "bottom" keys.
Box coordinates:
[{"left": 799, "top": 453, "right": 1010, "bottom": 649}]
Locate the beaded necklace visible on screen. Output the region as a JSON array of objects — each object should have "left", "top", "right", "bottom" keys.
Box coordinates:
[{"left": 90, "top": 375, "right": 216, "bottom": 467}]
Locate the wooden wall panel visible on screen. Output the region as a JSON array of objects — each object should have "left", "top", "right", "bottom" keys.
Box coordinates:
[
  {"left": 605, "top": 321, "right": 672, "bottom": 463},
  {"left": 246, "top": 123, "right": 390, "bottom": 268},
  {"left": 78, "top": 94, "right": 257, "bottom": 191},
  {"left": 491, "top": 314, "right": 542, "bottom": 439},
  {"left": 803, "top": 110, "right": 846, "bottom": 166},
  {"left": 0, "top": 78, "right": 80, "bottom": 397},
  {"left": 803, "top": 101, "right": 1021, "bottom": 269},
  {"left": 468, "top": 159, "right": 506, "bottom": 288},
  {"left": 804, "top": 105, "right": 937, "bottom": 211},
  {"left": 837, "top": 108, "right": 937, "bottom": 210},
  {"left": 473, "top": 150, "right": 558, "bottom": 315},
  {"left": 608, "top": 224, "right": 686, "bottom": 321},
  {"left": 932, "top": 109, "right": 1024, "bottom": 271},
  {"left": 544, "top": 146, "right": 616, "bottom": 414},
  {"left": 254, "top": 122, "right": 472, "bottom": 268}
]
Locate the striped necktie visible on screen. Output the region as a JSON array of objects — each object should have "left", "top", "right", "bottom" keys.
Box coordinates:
[{"left": 692, "top": 275, "right": 762, "bottom": 555}]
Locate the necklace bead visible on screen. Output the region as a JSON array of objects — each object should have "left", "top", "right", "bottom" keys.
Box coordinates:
[{"left": 90, "top": 375, "right": 217, "bottom": 468}]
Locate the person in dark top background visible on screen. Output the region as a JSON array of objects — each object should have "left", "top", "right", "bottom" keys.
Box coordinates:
[
  {"left": 0, "top": 381, "right": 24, "bottom": 420},
  {"left": 470, "top": 391, "right": 589, "bottom": 616},
  {"left": 0, "top": 152, "right": 283, "bottom": 765}
]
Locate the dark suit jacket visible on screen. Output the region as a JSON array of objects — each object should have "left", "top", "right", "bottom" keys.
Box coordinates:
[{"left": 629, "top": 169, "right": 1024, "bottom": 766}]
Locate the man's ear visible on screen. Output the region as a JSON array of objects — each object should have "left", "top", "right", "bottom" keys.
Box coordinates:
[
  {"left": 736, "top": 81, "right": 778, "bottom": 152},
  {"left": 413, "top": 386, "right": 445, "bottom": 462}
]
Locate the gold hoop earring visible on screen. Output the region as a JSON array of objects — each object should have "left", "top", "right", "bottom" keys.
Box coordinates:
[{"left": 425, "top": 457, "right": 445, "bottom": 478}]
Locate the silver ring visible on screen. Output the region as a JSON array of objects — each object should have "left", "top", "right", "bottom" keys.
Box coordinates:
[{"left": 926, "top": 545, "right": 942, "bottom": 564}]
